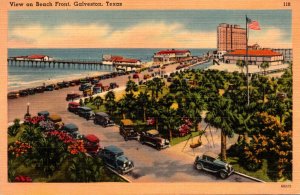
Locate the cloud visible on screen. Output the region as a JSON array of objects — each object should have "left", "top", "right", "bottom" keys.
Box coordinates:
[
  {"left": 249, "top": 26, "right": 291, "bottom": 48},
  {"left": 8, "top": 23, "right": 290, "bottom": 49},
  {"left": 8, "top": 22, "right": 216, "bottom": 48}
]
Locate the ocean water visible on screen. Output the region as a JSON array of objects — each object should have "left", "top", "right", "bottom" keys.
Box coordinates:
[{"left": 8, "top": 48, "right": 214, "bottom": 91}]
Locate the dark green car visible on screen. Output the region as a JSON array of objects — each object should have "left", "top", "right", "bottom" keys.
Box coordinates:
[
  {"left": 99, "top": 145, "right": 134, "bottom": 175},
  {"left": 194, "top": 151, "right": 234, "bottom": 179}
]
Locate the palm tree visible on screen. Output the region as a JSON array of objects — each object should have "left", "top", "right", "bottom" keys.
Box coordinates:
[
  {"left": 236, "top": 60, "right": 246, "bottom": 73},
  {"left": 104, "top": 91, "right": 116, "bottom": 115},
  {"left": 260, "top": 61, "right": 270, "bottom": 75},
  {"left": 93, "top": 96, "right": 103, "bottom": 110},
  {"left": 136, "top": 92, "right": 150, "bottom": 122},
  {"left": 125, "top": 80, "right": 138, "bottom": 94},
  {"left": 153, "top": 77, "right": 165, "bottom": 99},
  {"left": 105, "top": 90, "right": 115, "bottom": 102},
  {"left": 205, "top": 97, "right": 234, "bottom": 161},
  {"left": 160, "top": 108, "right": 180, "bottom": 142},
  {"left": 146, "top": 80, "right": 156, "bottom": 101},
  {"left": 185, "top": 92, "right": 206, "bottom": 132}
]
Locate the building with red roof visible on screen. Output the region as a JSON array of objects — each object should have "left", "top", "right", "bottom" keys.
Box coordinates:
[
  {"left": 223, "top": 49, "right": 284, "bottom": 66},
  {"left": 153, "top": 49, "right": 192, "bottom": 65},
  {"left": 102, "top": 54, "right": 141, "bottom": 70},
  {"left": 27, "top": 54, "right": 50, "bottom": 61}
]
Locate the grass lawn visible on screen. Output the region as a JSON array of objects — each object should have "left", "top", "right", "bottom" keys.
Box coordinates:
[
  {"left": 226, "top": 157, "right": 273, "bottom": 182},
  {"left": 171, "top": 131, "right": 200, "bottom": 146}
]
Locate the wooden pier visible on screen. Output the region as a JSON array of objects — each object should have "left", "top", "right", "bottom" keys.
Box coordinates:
[
  {"left": 7, "top": 58, "right": 113, "bottom": 71},
  {"left": 7, "top": 58, "right": 142, "bottom": 71}
]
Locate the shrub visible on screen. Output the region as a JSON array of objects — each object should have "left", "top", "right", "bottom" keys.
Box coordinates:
[{"left": 8, "top": 119, "right": 21, "bottom": 137}]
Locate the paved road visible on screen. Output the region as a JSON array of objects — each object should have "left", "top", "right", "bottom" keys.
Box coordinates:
[{"left": 8, "top": 74, "right": 256, "bottom": 182}]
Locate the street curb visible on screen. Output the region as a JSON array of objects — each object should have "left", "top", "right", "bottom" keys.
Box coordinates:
[
  {"left": 107, "top": 167, "right": 132, "bottom": 183},
  {"left": 234, "top": 171, "right": 265, "bottom": 183}
]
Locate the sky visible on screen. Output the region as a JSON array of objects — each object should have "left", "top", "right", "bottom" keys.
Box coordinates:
[{"left": 8, "top": 10, "right": 291, "bottom": 48}]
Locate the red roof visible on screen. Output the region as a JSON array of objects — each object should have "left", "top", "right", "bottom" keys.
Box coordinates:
[
  {"left": 85, "top": 134, "right": 100, "bottom": 143},
  {"left": 68, "top": 102, "right": 80, "bottom": 106},
  {"left": 27, "top": 54, "right": 47, "bottom": 59},
  {"left": 111, "top": 56, "right": 124, "bottom": 61},
  {"left": 226, "top": 50, "right": 282, "bottom": 57},
  {"left": 157, "top": 49, "right": 190, "bottom": 55}
]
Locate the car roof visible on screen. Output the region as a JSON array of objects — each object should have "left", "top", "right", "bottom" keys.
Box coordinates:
[
  {"left": 48, "top": 114, "right": 62, "bottom": 121},
  {"left": 64, "top": 123, "right": 78, "bottom": 131},
  {"left": 147, "top": 129, "right": 159, "bottom": 135},
  {"left": 96, "top": 112, "right": 109, "bottom": 117},
  {"left": 203, "top": 151, "right": 218, "bottom": 159},
  {"left": 121, "top": 119, "right": 133, "bottom": 126},
  {"left": 69, "top": 102, "right": 80, "bottom": 106},
  {"left": 104, "top": 145, "right": 123, "bottom": 154},
  {"left": 85, "top": 134, "right": 99, "bottom": 143},
  {"left": 38, "top": 111, "right": 49, "bottom": 115}
]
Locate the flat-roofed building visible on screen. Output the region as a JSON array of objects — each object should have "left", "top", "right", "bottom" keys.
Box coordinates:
[{"left": 217, "top": 23, "right": 247, "bottom": 52}]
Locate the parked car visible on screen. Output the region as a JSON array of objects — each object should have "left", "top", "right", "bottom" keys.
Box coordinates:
[
  {"left": 143, "top": 74, "right": 151, "bottom": 80},
  {"left": 34, "top": 86, "right": 45, "bottom": 93},
  {"left": 63, "top": 123, "right": 80, "bottom": 138},
  {"left": 83, "top": 89, "right": 93, "bottom": 97},
  {"left": 109, "top": 82, "right": 119, "bottom": 89},
  {"left": 91, "top": 79, "right": 99, "bottom": 85},
  {"left": 84, "top": 134, "right": 100, "bottom": 156},
  {"left": 133, "top": 73, "right": 139, "bottom": 79},
  {"left": 27, "top": 88, "right": 36, "bottom": 95},
  {"left": 139, "top": 129, "right": 170, "bottom": 150},
  {"left": 48, "top": 114, "right": 64, "bottom": 130},
  {"left": 45, "top": 84, "right": 55, "bottom": 91},
  {"left": 57, "top": 81, "right": 69, "bottom": 88},
  {"left": 37, "top": 111, "right": 50, "bottom": 119},
  {"left": 194, "top": 151, "right": 234, "bottom": 179},
  {"left": 68, "top": 102, "right": 80, "bottom": 113},
  {"left": 66, "top": 93, "right": 81, "bottom": 101},
  {"left": 94, "top": 112, "right": 114, "bottom": 127},
  {"left": 93, "top": 86, "right": 102, "bottom": 94},
  {"left": 7, "top": 91, "right": 19, "bottom": 99},
  {"left": 119, "top": 119, "right": 139, "bottom": 141},
  {"left": 79, "top": 83, "right": 92, "bottom": 91},
  {"left": 19, "top": 89, "right": 29, "bottom": 97},
  {"left": 99, "top": 145, "right": 134, "bottom": 174},
  {"left": 77, "top": 107, "right": 95, "bottom": 120}
]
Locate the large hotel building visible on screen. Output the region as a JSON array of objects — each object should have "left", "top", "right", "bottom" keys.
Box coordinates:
[{"left": 217, "top": 23, "right": 247, "bottom": 51}]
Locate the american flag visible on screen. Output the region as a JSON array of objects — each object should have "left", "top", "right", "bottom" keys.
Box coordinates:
[{"left": 247, "top": 17, "right": 261, "bottom": 30}]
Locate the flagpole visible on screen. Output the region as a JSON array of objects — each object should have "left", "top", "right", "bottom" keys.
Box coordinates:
[{"left": 245, "top": 15, "right": 250, "bottom": 106}]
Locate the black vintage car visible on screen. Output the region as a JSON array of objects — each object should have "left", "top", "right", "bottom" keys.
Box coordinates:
[
  {"left": 57, "top": 81, "right": 70, "bottom": 88},
  {"left": 63, "top": 123, "right": 80, "bottom": 138},
  {"left": 119, "top": 119, "right": 139, "bottom": 141},
  {"left": 66, "top": 93, "right": 81, "bottom": 101},
  {"left": 79, "top": 83, "right": 92, "bottom": 91},
  {"left": 45, "top": 84, "right": 55, "bottom": 91},
  {"left": 109, "top": 82, "right": 119, "bottom": 89},
  {"left": 140, "top": 129, "right": 170, "bottom": 150},
  {"left": 194, "top": 151, "right": 234, "bottom": 179},
  {"left": 94, "top": 112, "right": 114, "bottom": 127},
  {"left": 99, "top": 145, "right": 134, "bottom": 175},
  {"left": 27, "top": 88, "right": 36, "bottom": 95},
  {"left": 37, "top": 111, "right": 50, "bottom": 119},
  {"left": 77, "top": 106, "right": 95, "bottom": 120},
  {"left": 34, "top": 86, "right": 45, "bottom": 93},
  {"left": 19, "top": 89, "right": 29, "bottom": 97}
]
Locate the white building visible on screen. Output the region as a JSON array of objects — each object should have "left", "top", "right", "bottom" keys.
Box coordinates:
[{"left": 153, "top": 49, "right": 191, "bottom": 65}]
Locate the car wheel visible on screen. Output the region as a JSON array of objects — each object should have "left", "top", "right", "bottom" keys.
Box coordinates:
[
  {"left": 219, "top": 170, "right": 228, "bottom": 179},
  {"left": 195, "top": 163, "right": 203, "bottom": 171},
  {"left": 156, "top": 145, "right": 161, "bottom": 150}
]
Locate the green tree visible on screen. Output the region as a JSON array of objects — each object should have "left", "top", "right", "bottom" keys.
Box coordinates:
[
  {"left": 136, "top": 92, "right": 150, "bottom": 122},
  {"left": 67, "top": 153, "right": 105, "bottom": 182},
  {"left": 8, "top": 119, "right": 21, "bottom": 137},
  {"left": 93, "top": 96, "right": 103, "bottom": 110},
  {"left": 205, "top": 97, "right": 234, "bottom": 161},
  {"left": 125, "top": 80, "right": 138, "bottom": 94},
  {"left": 236, "top": 60, "right": 246, "bottom": 74},
  {"left": 260, "top": 61, "right": 270, "bottom": 75},
  {"left": 153, "top": 77, "right": 165, "bottom": 99}
]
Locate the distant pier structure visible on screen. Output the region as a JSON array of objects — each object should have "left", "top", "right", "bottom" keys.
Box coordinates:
[
  {"left": 8, "top": 54, "right": 112, "bottom": 71},
  {"left": 8, "top": 54, "right": 142, "bottom": 71}
]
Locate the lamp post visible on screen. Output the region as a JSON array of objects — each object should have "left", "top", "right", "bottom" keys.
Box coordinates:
[{"left": 24, "top": 102, "right": 31, "bottom": 119}]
